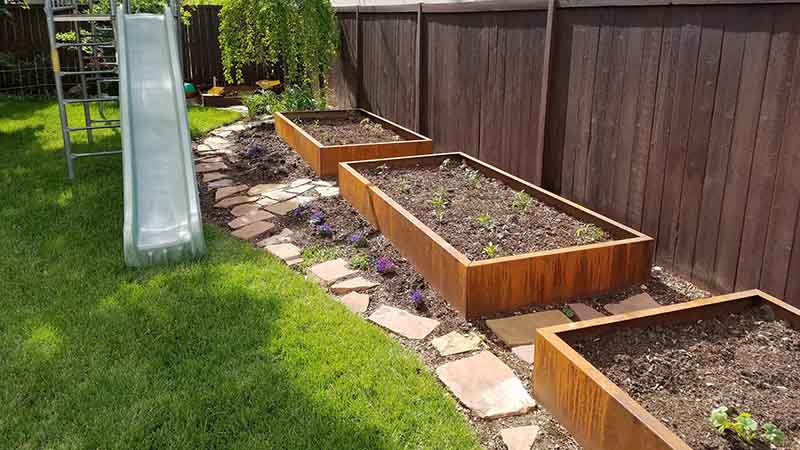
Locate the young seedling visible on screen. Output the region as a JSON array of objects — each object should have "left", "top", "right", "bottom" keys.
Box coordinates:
[
  {"left": 576, "top": 224, "right": 607, "bottom": 242},
  {"left": 512, "top": 190, "right": 532, "bottom": 211},
  {"left": 709, "top": 406, "right": 785, "bottom": 447},
  {"left": 350, "top": 255, "right": 372, "bottom": 271},
  {"left": 562, "top": 306, "right": 575, "bottom": 319},
  {"left": 477, "top": 213, "right": 494, "bottom": 232},
  {"left": 431, "top": 190, "right": 448, "bottom": 222},
  {"left": 483, "top": 242, "right": 499, "bottom": 259},
  {"left": 463, "top": 165, "right": 481, "bottom": 188}
]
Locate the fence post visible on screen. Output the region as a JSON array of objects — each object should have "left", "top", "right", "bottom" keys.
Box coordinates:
[
  {"left": 534, "top": 0, "right": 556, "bottom": 186},
  {"left": 355, "top": 5, "right": 361, "bottom": 109},
  {"left": 414, "top": 2, "right": 423, "bottom": 133}
]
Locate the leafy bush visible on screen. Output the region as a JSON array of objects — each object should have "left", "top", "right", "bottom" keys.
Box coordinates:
[{"left": 242, "top": 85, "right": 327, "bottom": 117}]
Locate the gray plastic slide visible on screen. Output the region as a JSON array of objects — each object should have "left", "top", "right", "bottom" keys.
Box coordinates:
[{"left": 118, "top": 6, "right": 206, "bottom": 267}]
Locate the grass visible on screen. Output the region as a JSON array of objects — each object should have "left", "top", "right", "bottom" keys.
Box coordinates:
[{"left": 0, "top": 97, "right": 480, "bottom": 450}]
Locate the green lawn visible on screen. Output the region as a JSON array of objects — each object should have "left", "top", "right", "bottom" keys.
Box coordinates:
[{"left": 0, "top": 97, "right": 480, "bottom": 450}]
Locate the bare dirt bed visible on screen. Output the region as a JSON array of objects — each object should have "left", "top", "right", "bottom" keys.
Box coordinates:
[
  {"left": 364, "top": 159, "right": 612, "bottom": 260},
  {"left": 295, "top": 111, "right": 403, "bottom": 145},
  {"left": 574, "top": 308, "right": 800, "bottom": 450},
  {"left": 197, "top": 122, "right": 710, "bottom": 450}
]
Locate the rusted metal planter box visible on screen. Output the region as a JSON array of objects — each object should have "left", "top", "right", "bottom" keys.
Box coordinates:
[
  {"left": 533, "top": 289, "right": 800, "bottom": 450},
  {"left": 338, "top": 152, "right": 654, "bottom": 318},
  {"left": 274, "top": 109, "right": 432, "bottom": 177}
]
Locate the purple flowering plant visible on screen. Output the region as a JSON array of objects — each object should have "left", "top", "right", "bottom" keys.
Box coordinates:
[
  {"left": 410, "top": 290, "right": 424, "bottom": 307},
  {"left": 375, "top": 256, "right": 395, "bottom": 274},
  {"left": 348, "top": 231, "right": 368, "bottom": 248},
  {"left": 317, "top": 223, "right": 333, "bottom": 237},
  {"left": 309, "top": 208, "right": 325, "bottom": 225}
]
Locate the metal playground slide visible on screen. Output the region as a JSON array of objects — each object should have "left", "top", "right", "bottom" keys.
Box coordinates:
[{"left": 117, "top": 5, "right": 206, "bottom": 267}]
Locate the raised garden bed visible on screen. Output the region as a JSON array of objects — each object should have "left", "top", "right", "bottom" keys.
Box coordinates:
[
  {"left": 201, "top": 85, "right": 257, "bottom": 107},
  {"left": 274, "top": 109, "right": 432, "bottom": 177},
  {"left": 533, "top": 289, "right": 800, "bottom": 450},
  {"left": 338, "top": 152, "right": 654, "bottom": 318}
]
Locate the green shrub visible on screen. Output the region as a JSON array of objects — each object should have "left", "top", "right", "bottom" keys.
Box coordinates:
[{"left": 243, "top": 85, "right": 327, "bottom": 118}]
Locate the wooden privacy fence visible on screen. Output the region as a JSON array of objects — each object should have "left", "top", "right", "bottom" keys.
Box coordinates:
[
  {"left": 0, "top": 5, "right": 270, "bottom": 91},
  {"left": 328, "top": 0, "right": 800, "bottom": 306}
]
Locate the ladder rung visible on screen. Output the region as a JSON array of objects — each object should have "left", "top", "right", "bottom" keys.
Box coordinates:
[
  {"left": 85, "top": 78, "right": 119, "bottom": 83},
  {"left": 60, "top": 69, "right": 116, "bottom": 76},
  {"left": 68, "top": 124, "right": 120, "bottom": 132},
  {"left": 53, "top": 14, "right": 112, "bottom": 22},
  {"left": 90, "top": 118, "right": 120, "bottom": 124},
  {"left": 57, "top": 41, "right": 114, "bottom": 48},
  {"left": 72, "top": 150, "right": 122, "bottom": 159},
  {"left": 63, "top": 96, "right": 118, "bottom": 104}
]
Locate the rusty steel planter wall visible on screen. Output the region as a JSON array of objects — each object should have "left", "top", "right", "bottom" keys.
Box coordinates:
[
  {"left": 339, "top": 152, "right": 654, "bottom": 318},
  {"left": 274, "top": 109, "right": 432, "bottom": 177},
  {"left": 533, "top": 289, "right": 800, "bottom": 450}
]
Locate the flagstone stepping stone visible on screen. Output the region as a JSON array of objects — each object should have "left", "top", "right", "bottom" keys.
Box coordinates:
[
  {"left": 228, "top": 210, "right": 274, "bottom": 229},
  {"left": 211, "top": 129, "right": 234, "bottom": 138},
  {"left": 290, "top": 178, "right": 312, "bottom": 187},
  {"left": 204, "top": 136, "right": 232, "bottom": 150},
  {"left": 316, "top": 186, "right": 340, "bottom": 198},
  {"left": 436, "top": 351, "right": 535, "bottom": 418},
  {"left": 431, "top": 331, "right": 482, "bottom": 357},
  {"left": 219, "top": 123, "right": 247, "bottom": 132},
  {"left": 501, "top": 425, "right": 540, "bottom": 450},
  {"left": 309, "top": 258, "right": 358, "bottom": 285},
  {"left": 196, "top": 143, "right": 212, "bottom": 153},
  {"left": 258, "top": 228, "right": 295, "bottom": 247},
  {"left": 231, "top": 221, "right": 274, "bottom": 240},
  {"left": 264, "top": 198, "right": 306, "bottom": 216},
  {"left": 195, "top": 156, "right": 224, "bottom": 163},
  {"left": 287, "top": 184, "right": 315, "bottom": 194},
  {"left": 265, "top": 243, "right": 302, "bottom": 263},
  {"left": 312, "top": 180, "right": 335, "bottom": 187},
  {"left": 604, "top": 292, "right": 660, "bottom": 316},
  {"left": 567, "top": 303, "right": 605, "bottom": 321},
  {"left": 215, "top": 184, "right": 249, "bottom": 201},
  {"left": 264, "top": 190, "right": 297, "bottom": 202},
  {"left": 230, "top": 203, "right": 262, "bottom": 217},
  {"left": 330, "top": 276, "right": 379, "bottom": 295},
  {"left": 196, "top": 162, "right": 228, "bottom": 173},
  {"left": 202, "top": 172, "right": 227, "bottom": 183},
  {"left": 369, "top": 305, "right": 440, "bottom": 340},
  {"left": 248, "top": 183, "right": 287, "bottom": 196},
  {"left": 207, "top": 179, "right": 234, "bottom": 189},
  {"left": 296, "top": 195, "right": 315, "bottom": 205},
  {"left": 339, "top": 292, "right": 369, "bottom": 314},
  {"left": 214, "top": 195, "right": 258, "bottom": 208},
  {"left": 511, "top": 344, "right": 534, "bottom": 365},
  {"left": 486, "top": 310, "right": 571, "bottom": 347},
  {"left": 257, "top": 197, "right": 278, "bottom": 206}
]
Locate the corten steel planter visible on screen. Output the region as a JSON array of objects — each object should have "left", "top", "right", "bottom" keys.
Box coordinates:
[
  {"left": 533, "top": 289, "right": 800, "bottom": 450},
  {"left": 338, "top": 152, "right": 654, "bottom": 318},
  {"left": 274, "top": 109, "right": 433, "bottom": 177}
]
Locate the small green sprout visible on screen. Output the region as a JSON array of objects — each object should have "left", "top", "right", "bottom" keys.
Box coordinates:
[
  {"left": 512, "top": 190, "right": 532, "bottom": 210},
  {"left": 709, "top": 406, "right": 785, "bottom": 446},
  {"left": 350, "top": 255, "right": 372, "bottom": 271},
  {"left": 576, "top": 224, "right": 607, "bottom": 242},
  {"left": 431, "top": 190, "right": 448, "bottom": 222},
  {"left": 483, "top": 242, "right": 498, "bottom": 259},
  {"left": 562, "top": 306, "right": 575, "bottom": 319},
  {"left": 463, "top": 166, "right": 481, "bottom": 188},
  {"left": 477, "top": 213, "right": 494, "bottom": 232}
]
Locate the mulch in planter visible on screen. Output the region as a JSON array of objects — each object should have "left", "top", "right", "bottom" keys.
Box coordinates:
[
  {"left": 364, "top": 159, "right": 612, "bottom": 260},
  {"left": 295, "top": 111, "right": 402, "bottom": 145},
  {"left": 573, "top": 307, "right": 800, "bottom": 450}
]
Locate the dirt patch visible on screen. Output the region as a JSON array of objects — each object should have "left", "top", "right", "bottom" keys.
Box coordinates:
[
  {"left": 363, "top": 159, "right": 612, "bottom": 260},
  {"left": 295, "top": 111, "right": 403, "bottom": 145},
  {"left": 573, "top": 308, "right": 800, "bottom": 450}
]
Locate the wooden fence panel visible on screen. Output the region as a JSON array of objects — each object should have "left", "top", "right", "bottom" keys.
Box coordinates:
[{"left": 328, "top": 13, "right": 358, "bottom": 108}]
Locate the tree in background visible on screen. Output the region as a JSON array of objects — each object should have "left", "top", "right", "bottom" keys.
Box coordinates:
[{"left": 218, "top": 0, "right": 337, "bottom": 93}]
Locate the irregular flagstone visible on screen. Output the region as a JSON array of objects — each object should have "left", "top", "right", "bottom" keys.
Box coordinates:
[
  {"left": 197, "top": 148, "right": 233, "bottom": 156},
  {"left": 202, "top": 172, "right": 227, "bottom": 183},
  {"left": 431, "top": 331, "right": 482, "bottom": 357},
  {"left": 204, "top": 136, "right": 232, "bottom": 150},
  {"left": 316, "top": 186, "right": 340, "bottom": 198},
  {"left": 257, "top": 228, "right": 295, "bottom": 247},
  {"left": 248, "top": 183, "right": 287, "bottom": 196},
  {"left": 256, "top": 197, "right": 278, "bottom": 206},
  {"left": 435, "top": 351, "right": 536, "bottom": 419},
  {"left": 214, "top": 195, "right": 258, "bottom": 208},
  {"left": 265, "top": 243, "right": 302, "bottom": 262},
  {"left": 211, "top": 129, "right": 234, "bottom": 138},
  {"left": 207, "top": 178, "right": 235, "bottom": 189},
  {"left": 567, "top": 303, "right": 605, "bottom": 321},
  {"left": 486, "top": 310, "right": 571, "bottom": 347},
  {"left": 295, "top": 195, "right": 315, "bottom": 205},
  {"left": 195, "top": 156, "right": 224, "bottom": 163},
  {"left": 330, "top": 276, "right": 379, "bottom": 295},
  {"left": 290, "top": 178, "right": 312, "bottom": 188},
  {"left": 287, "top": 184, "right": 315, "bottom": 194},
  {"left": 196, "top": 162, "right": 228, "bottom": 173},
  {"left": 228, "top": 210, "right": 274, "bottom": 229},
  {"left": 264, "top": 198, "right": 305, "bottom": 216},
  {"left": 501, "top": 425, "right": 540, "bottom": 450},
  {"left": 368, "top": 305, "right": 440, "bottom": 340},
  {"left": 196, "top": 143, "right": 212, "bottom": 152},
  {"left": 339, "top": 292, "right": 369, "bottom": 314},
  {"left": 215, "top": 184, "right": 249, "bottom": 201},
  {"left": 230, "top": 203, "right": 262, "bottom": 217},
  {"left": 605, "top": 292, "right": 660, "bottom": 316},
  {"left": 312, "top": 180, "right": 335, "bottom": 187},
  {"left": 308, "top": 258, "right": 358, "bottom": 285},
  {"left": 264, "top": 190, "right": 297, "bottom": 202},
  {"left": 511, "top": 344, "right": 534, "bottom": 365},
  {"left": 231, "top": 221, "right": 274, "bottom": 240}
]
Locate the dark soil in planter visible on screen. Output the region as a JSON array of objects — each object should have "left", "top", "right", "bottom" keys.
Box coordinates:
[
  {"left": 197, "top": 122, "right": 710, "bottom": 450},
  {"left": 573, "top": 307, "right": 800, "bottom": 450},
  {"left": 364, "top": 159, "right": 613, "bottom": 260},
  {"left": 295, "top": 111, "right": 403, "bottom": 146}
]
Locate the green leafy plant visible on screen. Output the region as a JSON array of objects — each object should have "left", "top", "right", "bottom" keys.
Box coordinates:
[
  {"left": 431, "top": 190, "right": 448, "bottom": 222},
  {"left": 576, "top": 224, "right": 607, "bottom": 242},
  {"left": 483, "top": 242, "right": 498, "bottom": 259},
  {"left": 562, "top": 306, "right": 575, "bottom": 319},
  {"left": 709, "top": 406, "right": 785, "bottom": 447},
  {"left": 219, "top": 0, "right": 338, "bottom": 90},
  {"left": 243, "top": 86, "right": 326, "bottom": 117},
  {"left": 463, "top": 166, "right": 481, "bottom": 188},
  {"left": 299, "top": 244, "right": 340, "bottom": 270},
  {"left": 512, "top": 190, "right": 532, "bottom": 210},
  {"left": 349, "top": 254, "right": 371, "bottom": 271},
  {"left": 477, "top": 213, "right": 494, "bottom": 232}
]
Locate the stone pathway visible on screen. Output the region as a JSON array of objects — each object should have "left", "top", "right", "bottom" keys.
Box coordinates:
[
  {"left": 605, "top": 292, "right": 660, "bottom": 315},
  {"left": 501, "top": 425, "right": 540, "bottom": 450},
  {"left": 339, "top": 292, "right": 370, "bottom": 314},
  {"left": 431, "top": 331, "right": 482, "bottom": 357},
  {"left": 369, "top": 305, "right": 440, "bottom": 340},
  {"left": 486, "top": 310, "right": 572, "bottom": 347}
]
